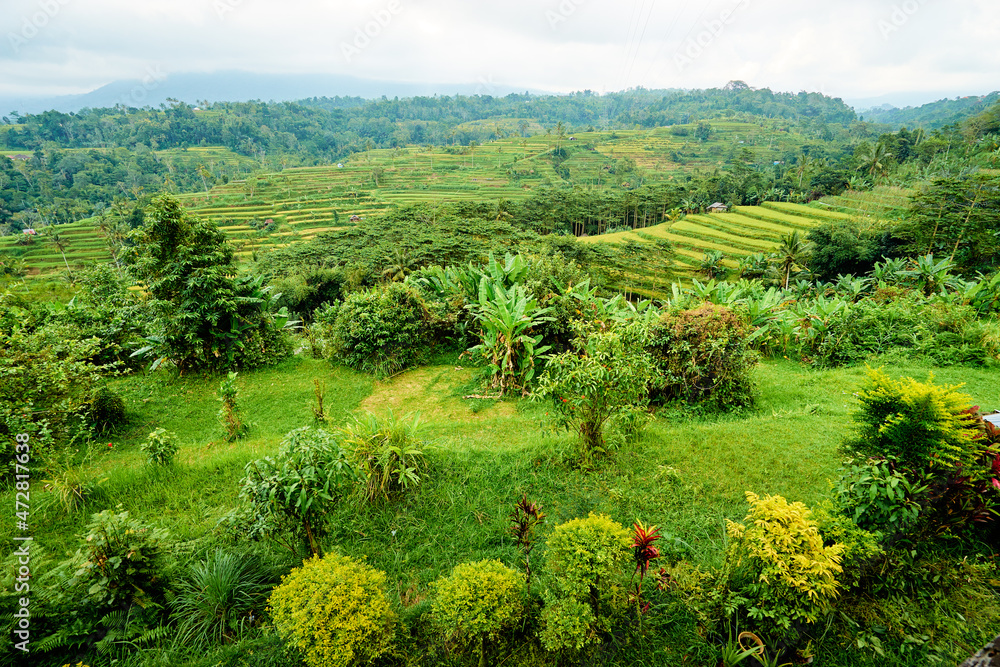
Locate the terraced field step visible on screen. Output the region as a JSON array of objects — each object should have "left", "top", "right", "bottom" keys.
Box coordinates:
[
  {"left": 733, "top": 206, "right": 822, "bottom": 229},
  {"left": 691, "top": 213, "right": 795, "bottom": 238},
  {"left": 679, "top": 216, "right": 784, "bottom": 246},
  {"left": 761, "top": 201, "right": 852, "bottom": 221},
  {"left": 667, "top": 223, "right": 775, "bottom": 253}
]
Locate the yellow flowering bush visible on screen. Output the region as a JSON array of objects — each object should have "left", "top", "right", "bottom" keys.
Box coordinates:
[
  {"left": 268, "top": 553, "right": 396, "bottom": 667},
  {"left": 431, "top": 559, "right": 525, "bottom": 649}
]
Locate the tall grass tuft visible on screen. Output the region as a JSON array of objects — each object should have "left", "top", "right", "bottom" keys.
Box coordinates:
[
  {"left": 171, "top": 548, "right": 274, "bottom": 648},
  {"left": 340, "top": 410, "right": 428, "bottom": 504}
]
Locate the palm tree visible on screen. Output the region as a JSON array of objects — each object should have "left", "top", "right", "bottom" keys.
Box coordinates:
[
  {"left": 493, "top": 199, "right": 514, "bottom": 222},
  {"left": 381, "top": 248, "right": 416, "bottom": 282},
  {"left": 49, "top": 232, "right": 74, "bottom": 281},
  {"left": 857, "top": 140, "right": 893, "bottom": 179},
  {"left": 795, "top": 153, "right": 813, "bottom": 188},
  {"left": 775, "top": 231, "right": 811, "bottom": 289}
]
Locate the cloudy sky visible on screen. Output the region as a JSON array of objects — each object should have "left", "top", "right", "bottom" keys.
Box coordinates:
[{"left": 2, "top": 0, "right": 997, "bottom": 104}]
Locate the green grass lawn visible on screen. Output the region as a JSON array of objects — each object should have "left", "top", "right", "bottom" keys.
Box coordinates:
[{"left": 5, "top": 351, "right": 999, "bottom": 664}]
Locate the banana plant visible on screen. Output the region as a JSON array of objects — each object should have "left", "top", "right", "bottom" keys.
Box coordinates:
[
  {"left": 964, "top": 270, "right": 1000, "bottom": 316},
  {"left": 467, "top": 280, "right": 553, "bottom": 395},
  {"left": 872, "top": 257, "right": 908, "bottom": 286},
  {"left": 833, "top": 274, "right": 871, "bottom": 301},
  {"left": 901, "top": 254, "right": 956, "bottom": 296}
]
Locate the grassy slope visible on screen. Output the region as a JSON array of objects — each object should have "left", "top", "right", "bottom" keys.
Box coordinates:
[{"left": 4, "top": 353, "right": 999, "bottom": 664}]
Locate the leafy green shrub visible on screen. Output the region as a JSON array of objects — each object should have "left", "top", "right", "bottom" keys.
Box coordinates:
[
  {"left": 140, "top": 427, "right": 179, "bottom": 466},
  {"left": 725, "top": 493, "right": 844, "bottom": 640},
  {"left": 646, "top": 303, "right": 758, "bottom": 409},
  {"left": 339, "top": 410, "right": 427, "bottom": 503},
  {"left": 431, "top": 560, "right": 525, "bottom": 656},
  {"left": 836, "top": 372, "right": 1000, "bottom": 543},
  {"left": 240, "top": 427, "right": 357, "bottom": 556},
  {"left": 128, "top": 195, "right": 292, "bottom": 373},
  {"left": 65, "top": 263, "right": 152, "bottom": 370},
  {"left": 88, "top": 387, "right": 126, "bottom": 433},
  {"left": 269, "top": 553, "right": 396, "bottom": 667},
  {"left": 812, "top": 502, "right": 884, "bottom": 588},
  {"left": 842, "top": 368, "right": 981, "bottom": 471},
  {"left": 0, "top": 318, "right": 111, "bottom": 474},
  {"left": 830, "top": 460, "right": 924, "bottom": 538},
  {"left": 323, "top": 282, "right": 430, "bottom": 377},
  {"left": 538, "top": 596, "right": 595, "bottom": 653},
  {"left": 67, "top": 508, "right": 171, "bottom": 611},
  {"left": 533, "top": 321, "right": 655, "bottom": 463},
  {"left": 815, "top": 296, "right": 991, "bottom": 367},
  {"left": 172, "top": 548, "right": 273, "bottom": 648},
  {"left": 540, "top": 513, "right": 630, "bottom": 651},
  {"left": 218, "top": 372, "right": 248, "bottom": 441}
]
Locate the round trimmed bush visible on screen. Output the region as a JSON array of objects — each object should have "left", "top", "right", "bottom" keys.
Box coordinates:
[
  {"left": 324, "top": 282, "right": 429, "bottom": 377},
  {"left": 544, "top": 513, "right": 631, "bottom": 603},
  {"left": 645, "top": 303, "right": 758, "bottom": 409},
  {"left": 431, "top": 559, "right": 525, "bottom": 648},
  {"left": 89, "top": 386, "right": 127, "bottom": 432},
  {"left": 268, "top": 554, "right": 396, "bottom": 667},
  {"left": 539, "top": 513, "right": 630, "bottom": 651}
]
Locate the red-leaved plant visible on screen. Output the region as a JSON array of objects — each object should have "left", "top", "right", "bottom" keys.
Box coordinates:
[
  {"left": 509, "top": 494, "right": 546, "bottom": 584},
  {"left": 630, "top": 521, "right": 662, "bottom": 614}
]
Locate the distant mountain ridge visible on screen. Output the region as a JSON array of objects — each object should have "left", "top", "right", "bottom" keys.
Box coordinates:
[
  {"left": 0, "top": 71, "right": 547, "bottom": 116},
  {"left": 858, "top": 92, "right": 1000, "bottom": 129}
]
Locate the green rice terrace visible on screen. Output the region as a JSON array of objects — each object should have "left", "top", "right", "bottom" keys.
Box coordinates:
[
  {"left": 579, "top": 201, "right": 854, "bottom": 285},
  {"left": 0, "top": 121, "right": 896, "bottom": 279}
]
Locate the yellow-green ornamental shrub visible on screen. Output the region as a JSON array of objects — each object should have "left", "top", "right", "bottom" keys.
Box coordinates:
[
  {"left": 431, "top": 560, "right": 525, "bottom": 649},
  {"left": 544, "top": 513, "right": 631, "bottom": 602},
  {"left": 538, "top": 597, "right": 595, "bottom": 652},
  {"left": 540, "top": 513, "right": 631, "bottom": 651},
  {"left": 268, "top": 554, "right": 396, "bottom": 667},
  {"left": 726, "top": 492, "right": 844, "bottom": 637},
  {"left": 843, "top": 367, "right": 980, "bottom": 470}
]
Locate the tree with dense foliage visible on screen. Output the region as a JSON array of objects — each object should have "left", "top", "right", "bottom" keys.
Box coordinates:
[
  {"left": 533, "top": 320, "right": 656, "bottom": 460},
  {"left": 900, "top": 174, "right": 1000, "bottom": 273},
  {"left": 128, "top": 195, "right": 291, "bottom": 372}
]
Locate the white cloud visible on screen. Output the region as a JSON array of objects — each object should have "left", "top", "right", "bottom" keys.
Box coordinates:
[{"left": 0, "top": 0, "right": 996, "bottom": 101}]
